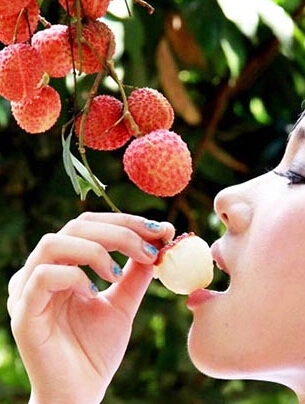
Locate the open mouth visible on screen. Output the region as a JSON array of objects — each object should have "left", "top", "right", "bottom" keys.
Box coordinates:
[{"left": 186, "top": 242, "right": 231, "bottom": 310}]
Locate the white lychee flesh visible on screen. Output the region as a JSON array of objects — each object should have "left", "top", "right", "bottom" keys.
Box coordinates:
[{"left": 153, "top": 232, "right": 214, "bottom": 295}]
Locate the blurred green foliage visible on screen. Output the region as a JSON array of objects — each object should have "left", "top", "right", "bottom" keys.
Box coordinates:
[{"left": 0, "top": 0, "right": 304, "bottom": 402}]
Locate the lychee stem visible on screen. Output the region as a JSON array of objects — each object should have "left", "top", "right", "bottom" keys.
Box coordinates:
[
  {"left": 75, "top": 0, "right": 84, "bottom": 74},
  {"left": 80, "top": 151, "right": 121, "bottom": 213},
  {"left": 133, "top": 0, "right": 155, "bottom": 14},
  {"left": 105, "top": 59, "right": 142, "bottom": 137},
  {"left": 78, "top": 69, "right": 103, "bottom": 154},
  {"left": 13, "top": 7, "right": 31, "bottom": 44},
  {"left": 62, "top": 117, "right": 121, "bottom": 212},
  {"left": 75, "top": 69, "right": 121, "bottom": 212},
  {"left": 38, "top": 15, "right": 52, "bottom": 28},
  {"left": 79, "top": 33, "right": 141, "bottom": 137}
]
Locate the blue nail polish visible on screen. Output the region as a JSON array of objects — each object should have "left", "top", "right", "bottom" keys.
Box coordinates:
[
  {"left": 90, "top": 281, "right": 99, "bottom": 295},
  {"left": 144, "top": 242, "right": 159, "bottom": 256},
  {"left": 144, "top": 220, "right": 162, "bottom": 232},
  {"left": 113, "top": 262, "right": 123, "bottom": 277}
]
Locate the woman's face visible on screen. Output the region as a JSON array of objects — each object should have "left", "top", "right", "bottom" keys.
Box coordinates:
[{"left": 187, "top": 117, "right": 305, "bottom": 390}]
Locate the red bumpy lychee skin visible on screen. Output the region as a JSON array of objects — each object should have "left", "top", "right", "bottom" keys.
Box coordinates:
[
  {"left": 75, "top": 95, "right": 132, "bottom": 151},
  {"left": 58, "top": 0, "right": 111, "bottom": 19},
  {"left": 0, "top": 0, "right": 39, "bottom": 45},
  {"left": 32, "top": 24, "right": 72, "bottom": 78},
  {"left": 126, "top": 87, "right": 174, "bottom": 136},
  {"left": 123, "top": 129, "right": 193, "bottom": 197},
  {"left": 71, "top": 20, "right": 115, "bottom": 74},
  {"left": 11, "top": 85, "right": 61, "bottom": 134},
  {"left": 0, "top": 43, "right": 44, "bottom": 102},
  {"left": 0, "top": 0, "right": 31, "bottom": 17}
]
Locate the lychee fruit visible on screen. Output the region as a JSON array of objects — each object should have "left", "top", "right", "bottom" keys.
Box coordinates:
[
  {"left": 0, "top": 0, "right": 39, "bottom": 45},
  {"left": 71, "top": 20, "right": 115, "bottom": 74},
  {"left": 58, "top": 0, "right": 111, "bottom": 20},
  {"left": 153, "top": 232, "right": 214, "bottom": 295},
  {"left": 0, "top": 43, "right": 44, "bottom": 102},
  {"left": 32, "top": 24, "right": 72, "bottom": 78},
  {"left": 0, "top": 0, "right": 31, "bottom": 17},
  {"left": 11, "top": 85, "right": 61, "bottom": 134},
  {"left": 75, "top": 95, "right": 132, "bottom": 150},
  {"left": 123, "top": 129, "right": 193, "bottom": 197},
  {"left": 125, "top": 87, "right": 174, "bottom": 136}
]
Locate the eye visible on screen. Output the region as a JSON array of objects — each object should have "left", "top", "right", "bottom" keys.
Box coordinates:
[{"left": 274, "top": 169, "right": 305, "bottom": 185}]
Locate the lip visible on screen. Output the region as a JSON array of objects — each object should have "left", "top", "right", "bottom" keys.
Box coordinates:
[
  {"left": 186, "top": 240, "right": 230, "bottom": 311},
  {"left": 210, "top": 240, "right": 229, "bottom": 275},
  {"left": 186, "top": 288, "right": 220, "bottom": 310}
]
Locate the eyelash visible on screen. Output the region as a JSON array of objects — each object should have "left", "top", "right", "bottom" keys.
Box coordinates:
[{"left": 273, "top": 169, "right": 305, "bottom": 185}]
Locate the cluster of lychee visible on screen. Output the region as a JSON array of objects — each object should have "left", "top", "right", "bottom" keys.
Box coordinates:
[
  {"left": 0, "top": 0, "right": 115, "bottom": 134},
  {"left": 0, "top": 0, "right": 193, "bottom": 198},
  {"left": 75, "top": 87, "right": 193, "bottom": 197}
]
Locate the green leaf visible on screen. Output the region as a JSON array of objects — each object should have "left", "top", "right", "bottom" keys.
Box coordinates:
[
  {"left": 77, "top": 175, "right": 94, "bottom": 200},
  {"left": 62, "top": 132, "right": 107, "bottom": 200},
  {"left": 70, "top": 154, "right": 106, "bottom": 193},
  {"left": 62, "top": 132, "right": 82, "bottom": 195}
]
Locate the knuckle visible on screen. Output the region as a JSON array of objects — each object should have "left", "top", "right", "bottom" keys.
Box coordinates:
[
  {"left": 32, "top": 264, "right": 48, "bottom": 284},
  {"left": 77, "top": 211, "right": 95, "bottom": 221},
  {"left": 90, "top": 242, "right": 107, "bottom": 259},
  {"left": 60, "top": 218, "right": 79, "bottom": 234},
  {"left": 119, "top": 226, "right": 138, "bottom": 242},
  {"left": 38, "top": 233, "right": 58, "bottom": 253}
]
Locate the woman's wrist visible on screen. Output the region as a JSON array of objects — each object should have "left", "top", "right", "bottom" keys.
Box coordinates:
[{"left": 28, "top": 390, "right": 105, "bottom": 404}]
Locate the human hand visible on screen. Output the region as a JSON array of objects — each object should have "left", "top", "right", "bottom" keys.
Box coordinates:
[{"left": 7, "top": 212, "right": 175, "bottom": 404}]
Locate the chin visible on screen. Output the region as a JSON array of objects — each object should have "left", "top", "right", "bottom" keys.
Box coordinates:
[{"left": 187, "top": 323, "right": 244, "bottom": 381}]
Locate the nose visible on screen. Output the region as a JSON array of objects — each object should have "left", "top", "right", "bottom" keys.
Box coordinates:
[{"left": 214, "top": 182, "right": 253, "bottom": 234}]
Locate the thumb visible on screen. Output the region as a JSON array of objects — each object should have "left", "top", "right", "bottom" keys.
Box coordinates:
[{"left": 103, "top": 259, "right": 153, "bottom": 320}]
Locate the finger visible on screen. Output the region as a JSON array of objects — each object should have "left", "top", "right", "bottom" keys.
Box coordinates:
[
  {"left": 103, "top": 259, "right": 153, "bottom": 320},
  {"left": 58, "top": 220, "right": 164, "bottom": 263},
  {"left": 12, "top": 264, "right": 95, "bottom": 321},
  {"left": 7, "top": 269, "right": 26, "bottom": 317},
  {"left": 12, "top": 234, "right": 119, "bottom": 303},
  {"left": 62, "top": 212, "right": 176, "bottom": 243}
]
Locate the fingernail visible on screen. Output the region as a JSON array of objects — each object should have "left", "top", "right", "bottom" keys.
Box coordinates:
[
  {"left": 143, "top": 242, "right": 159, "bottom": 256},
  {"left": 90, "top": 281, "right": 99, "bottom": 296},
  {"left": 144, "top": 220, "right": 162, "bottom": 232},
  {"left": 112, "top": 262, "right": 123, "bottom": 277}
]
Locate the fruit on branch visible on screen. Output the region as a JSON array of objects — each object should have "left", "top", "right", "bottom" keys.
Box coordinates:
[
  {"left": 71, "top": 20, "right": 115, "bottom": 74},
  {"left": 0, "top": 0, "right": 31, "bottom": 17},
  {"left": 125, "top": 87, "right": 174, "bottom": 136},
  {"left": 75, "top": 95, "right": 132, "bottom": 150},
  {"left": 11, "top": 85, "right": 61, "bottom": 134},
  {"left": 0, "top": 43, "right": 44, "bottom": 102},
  {"left": 32, "top": 24, "right": 73, "bottom": 78},
  {"left": 58, "top": 0, "right": 111, "bottom": 19},
  {"left": 123, "top": 129, "right": 193, "bottom": 197},
  {"left": 0, "top": 0, "right": 39, "bottom": 45},
  {"left": 153, "top": 232, "right": 214, "bottom": 295}
]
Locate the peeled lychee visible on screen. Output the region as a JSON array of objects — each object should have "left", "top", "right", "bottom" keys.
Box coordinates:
[
  {"left": 11, "top": 85, "right": 61, "bottom": 134},
  {"left": 0, "top": 0, "right": 39, "bottom": 45},
  {"left": 153, "top": 232, "right": 214, "bottom": 295},
  {"left": 32, "top": 24, "right": 72, "bottom": 78},
  {"left": 125, "top": 87, "right": 174, "bottom": 136},
  {"left": 0, "top": 0, "right": 31, "bottom": 17},
  {"left": 71, "top": 20, "right": 115, "bottom": 74},
  {"left": 123, "top": 129, "right": 193, "bottom": 197},
  {"left": 58, "top": 0, "right": 111, "bottom": 19},
  {"left": 0, "top": 43, "right": 44, "bottom": 102},
  {"left": 75, "top": 95, "right": 132, "bottom": 150}
]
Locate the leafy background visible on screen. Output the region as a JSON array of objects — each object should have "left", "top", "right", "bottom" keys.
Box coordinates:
[{"left": 0, "top": 0, "right": 304, "bottom": 402}]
